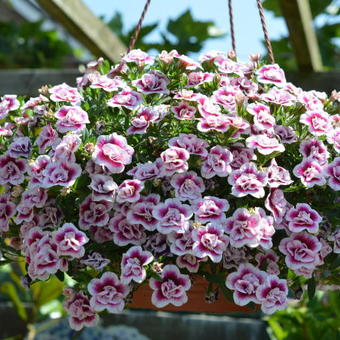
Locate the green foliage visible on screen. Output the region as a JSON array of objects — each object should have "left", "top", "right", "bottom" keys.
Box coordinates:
[
  {"left": 266, "top": 290, "right": 340, "bottom": 340},
  {"left": 0, "top": 20, "right": 74, "bottom": 68},
  {"left": 263, "top": 0, "right": 340, "bottom": 70},
  {"left": 106, "top": 9, "right": 225, "bottom": 55}
]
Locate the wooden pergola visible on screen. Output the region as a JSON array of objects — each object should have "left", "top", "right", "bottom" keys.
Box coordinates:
[{"left": 0, "top": 0, "right": 338, "bottom": 95}]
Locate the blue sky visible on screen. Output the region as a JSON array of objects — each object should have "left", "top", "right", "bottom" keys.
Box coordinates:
[{"left": 83, "top": 0, "right": 288, "bottom": 61}]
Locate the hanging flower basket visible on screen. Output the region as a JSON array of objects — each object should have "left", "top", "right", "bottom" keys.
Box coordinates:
[{"left": 0, "top": 46, "right": 339, "bottom": 331}]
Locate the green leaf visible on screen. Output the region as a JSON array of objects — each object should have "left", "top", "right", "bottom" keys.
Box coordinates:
[
  {"left": 30, "top": 276, "right": 64, "bottom": 308},
  {"left": 0, "top": 282, "right": 27, "bottom": 321}
]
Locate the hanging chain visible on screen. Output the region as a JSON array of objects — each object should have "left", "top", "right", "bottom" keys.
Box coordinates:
[
  {"left": 109, "top": 0, "right": 152, "bottom": 76},
  {"left": 256, "top": 0, "right": 275, "bottom": 64},
  {"left": 227, "top": 0, "right": 236, "bottom": 57}
]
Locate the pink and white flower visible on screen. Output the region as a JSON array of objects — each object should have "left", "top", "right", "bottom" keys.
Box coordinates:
[
  {"left": 79, "top": 196, "right": 111, "bottom": 230},
  {"left": 176, "top": 254, "right": 205, "bottom": 273},
  {"left": 128, "top": 160, "right": 162, "bottom": 181},
  {"left": 53, "top": 223, "right": 89, "bottom": 258},
  {"left": 193, "top": 196, "right": 229, "bottom": 224},
  {"left": 0, "top": 154, "right": 26, "bottom": 185},
  {"left": 42, "top": 161, "right": 81, "bottom": 188},
  {"left": 107, "top": 90, "right": 142, "bottom": 109},
  {"left": 167, "top": 225, "right": 195, "bottom": 256},
  {"left": 265, "top": 188, "right": 291, "bottom": 222},
  {"left": 0, "top": 95, "right": 20, "bottom": 119},
  {"left": 64, "top": 290, "right": 99, "bottom": 331},
  {"left": 116, "top": 179, "right": 144, "bottom": 203},
  {"left": 152, "top": 198, "right": 192, "bottom": 234},
  {"left": 170, "top": 171, "right": 205, "bottom": 201},
  {"left": 36, "top": 125, "right": 58, "bottom": 153},
  {"left": 293, "top": 159, "right": 326, "bottom": 188},
  {"left": 256, "top": 250, "right": 280, "bottom": 275},
  {"left": 225, "top": 263, "right": 267, "bottom": 306},
  {"left": 299, "top": 138, "right": 329, "bottom": 165},
  {"left": 28, "top": 155, "right": 50, "bottom": 187},
  {"left": 197, "top": 115, "right": 230, "bottom": 133},
  {"left": 324, "top": 157, "right": 340, "bottom": 191},
  {"left": 228, "top": 162, "right": 267, "bottom": 198},
  {"left": 160, "top": 147, "right": 190, "bottom": 176},
  {"left": 279, "top": 232, "right": 322, "bottom": 270},
  {"left": 55, "top": 106, "right": 89, "bottom": 133},
  {"left": 266, "top": 159, "right": 293, "bottom": 188},
  {"left": 212, "top": 87, "right": 239, "bottom": 112},
  {"left": 286, "top": 203, "right": 322, "bottom": 233},
  {"left": 123, "top": 49, "right": 154, "bottom": 66},
  {"left": 0, "top": 194, "right": 16, "bottom": 232},
  {"left": 8, "top": 137, "right": 32, "bottom": 158},
  {"left": 192, "top": 224, "right": 228, "bottom": 262},
  {"left": 327, "top": 128, "right": 340, "bottom": 153},
  {"left": 201, "top": 145, "right": 233, "bottom": 178},
  {"left": 171, "top": 101, "right": 197, "bottom": 120},
  {"left": 133, "top": 71, "right": 169, "bottom": 95},
  {"left": 168, "top": 134, "right": 208, "bottom": 157},
  {"left": 261, "top": 88, "right": 295, "bottom": 106},
  {"left": 127, "top": 107, "right": 159, "bottom": 135},
  {"left": 89, "top": 174, "right": 118, "bottom": 202},
  {"left": 127, "top": 196, "right": 160, "bottom": 231},
  {"left": 88, "top": 272, "right": 129, "bottom": 313},
  {"left": 256, "top": 64, "right": 286, "bottom": 86},
  {"left": 21, "top": 187, "right": 48, "bottom": 208},
  {"left": 256, "top": 275, "right": 288, "bottom": 314},
  {"left": 92, "top": 133, "right": 134, "bottom": 174},
  {"left": 120, "top": 246, "right": 153, "bottom": 284},
  {"left": 300, "top": 110, "right": 331, "bottom": 136},
  {"left": 186, "top": 72, "right": 214, "bottom": 87},
  {"left": 274, "top": 125, "right": 297, "bottom": 144},
  {"left": 246, "top": 134, "right": 285, "bottom": 155},
  {"left": 90, "top": 75, "right": 125, "bottom": 92},
  {"left": 230, "top": 146, "right": 256, "bottom": 169},
  {"left": 109, "top": 214, "right": 146, "bottom": 246},
  {"left": 150, "top": 264, "right": 191, "bottom": 308},
  {"left": 49, "top": 83, "right": 83, "bottom": 104}
]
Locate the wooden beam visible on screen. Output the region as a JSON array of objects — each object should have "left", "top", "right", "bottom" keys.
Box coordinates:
[
  {"left": 35, "top": 0, "right": 126, "bottom": 62},
  {"left": 0, "top": 69, "right": 81, "bottom": 96},
  {"left": 278, "top": 0, "right": 323, "bottom": 72}
]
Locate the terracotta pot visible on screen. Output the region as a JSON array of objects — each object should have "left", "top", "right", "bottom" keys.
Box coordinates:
[{"left": 128, "top": 276, "right": 253, "bottom": 314}]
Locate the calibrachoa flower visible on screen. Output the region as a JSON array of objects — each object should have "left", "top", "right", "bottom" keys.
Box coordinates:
[
  {"left": 170, "top": 171, "right": 205, "bottom": 201},
  {"left": 0, "top": 50, "right": 339, "bottom": 328},
  {"left": 0, "top": 154, "right": 26, "bottom": 185},
  {"left": 49, "top": 83, "right": 83, "bottom": 104},
  {"left": 116, "top": 179, "right": 144, "bottom": 203},
  {"left": 228, "top": 162, "right": 267, "bottom": 198},
  {"left": 325, "top": 157, "right": 340, "bottom": 191},
  {"left": 256, "top": 275, "right": 288, "bottom": 314},
  {"left": 225, "top": 263, "right": 267, "bottom": 306},
  {"left": 193, "top": 196, "right": 229, "bottom": 224},
  {"left": 192, "top": 224, "right": 229, "bottom": 262},
  {"left": 160, "top": 147, "right": 190, "bottom": 176},
  {"left": 201, "top": 145, "right": 233, "bottom": 178},
  {"left": 55, "top": 106, "right": 90, "bottom": 133},
  {"left": 120, "top": 246, "right": 153, "bottom": 284},
  {"left": 53, "top": 223, "right": 89, "bottom": 259},
  {"left": 300, "top": 110, "right": 331, "bottom": 136},
  {"left": 149, "top": 264, "right": 191, "bottom": 308},
  {"left": 63, "top": 290, "right": 99, "bottom": 331},
  {"left": 88, "top": 272, "right": 130, "bottom": 313},
  {"left": 293, "top": 159, "right": 326, "bottom": 188},
  {"left": 286, "top": 203, "right": 322, "bottom": 233},
  {"left": 92, "top": 133, "right": 134, "bottom": 174},
  {"left": 256, "top": 64, "right": 286, "bottom": 86},
  {"left": 279, "top": 232, "right": 322, "bottom": 271},
  {"left": 152, "top": 198, "right": 193, "bottom": 234}
]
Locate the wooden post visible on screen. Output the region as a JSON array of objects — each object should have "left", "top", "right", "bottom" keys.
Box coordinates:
[
  {"left": 35, "top": 0, "right": 126, "bottom": 62},
  {"left": 278, "top": 0, "right": 323, "bottom": 72}
]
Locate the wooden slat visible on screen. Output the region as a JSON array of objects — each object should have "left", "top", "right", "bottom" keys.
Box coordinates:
[
  {"left": 0, "top": 69, "right": 81, "bottom": 96},
  {"left": 35, "top": 0, "right": 126, "bottom": 62},
  {"left": 278, "top": 0, "right": 323, "bottom": 72}
]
